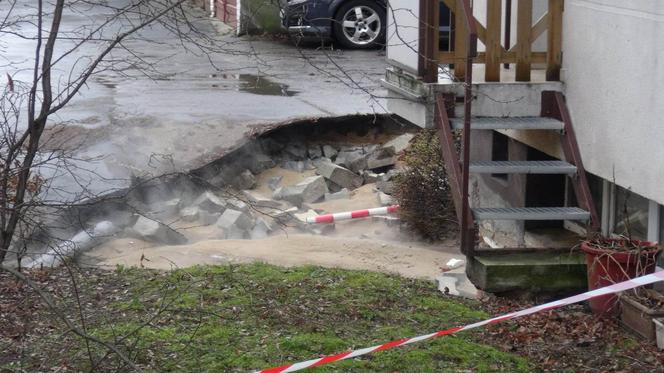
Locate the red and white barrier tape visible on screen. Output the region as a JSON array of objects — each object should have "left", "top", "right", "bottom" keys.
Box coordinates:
[
  {"left": 306, "top": 205, "right": 399, "bottom": 224},
  {"left": 257, "top": 270, "right": 664, "bottom": 373}
]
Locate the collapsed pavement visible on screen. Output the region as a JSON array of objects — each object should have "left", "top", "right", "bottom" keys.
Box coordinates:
[{"left": 26, "top": 116, "right": 419, "bottom": 265}]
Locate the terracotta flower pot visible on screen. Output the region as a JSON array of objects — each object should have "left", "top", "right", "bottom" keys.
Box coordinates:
[{"left": 580, "top": 239, "right": 661, "bottom": 315}]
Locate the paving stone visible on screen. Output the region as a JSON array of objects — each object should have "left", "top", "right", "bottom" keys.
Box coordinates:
[
  {"left": 228, "top": 198, "right": 251, "bottom": 212},
  {"left": 362, "top": 171, "right": 380, "bottom": 184},
  {"left": 383, "top": 133, "right": 415, "bottom": 154},
  {"left": 249, "top": 153, "right": 276, "bottom": 173},
  {"left": 233, "top": 169, "right": 257, "bottom": 190},
  {"left": 216, "top": 209, "right": 254, "bottom": 231},
  {"left": 335, "top": 149, "right": 367, "bottom": 173},
  {"left": 314, "top": 159, "right": 363, "bottom": 190},
  {"left": 308, "top": 145, "right": 323, "bottom": 159},
  {"left": 268, "top": 176, "right": 283, "bottom": 191},
  {"left": 199, "top": 210, "right": 220, "bottom": 225},
  {"left": 242, "top": 190, "right": 286, "bottom": 209},
  {"left": 222, "top": 226, "right": 248, "bottom": 240},
  {"left": 130, "top": 216, "right": 187, "bottom": 244},
  {"left": 282, "top": 160, "right": 306, "bottom": 173},
  {"left": 193, "top": 191, "right": 227, "bottom": 213},
  {"left": 377, "top": 191, "right": 397, "bottom": 206},
  {"left": 153, "top": 198, "right": 180, "bottom": 217},
  {"left": 375, "top": 180, "right": 395, "bottom": 195},
  {"left": 250, "top": 218, "right": 274, "bottom": 239},
  {"left": 273, "top": 207, "right": 298, "bottom": 224},
  {"left": 273, "top": 175, "right": 328, "bottom": 206},
  {"left": 325, "top": 188, "right": 351, "bottom": 201},
  {"left": 294, "top": 209, "right": 319, "bottom": 224},
  {"left": 284, "top": 143, "right": 308, "bottom": 159},
  {"left": 322, "top": 145, "right": 338, "bottom": 159},
  {"left": 366, "top": 147, "right": 396, "bottom": 170},
  {"left": 179, "top": 206, "right": 200, "bottom": 222}
]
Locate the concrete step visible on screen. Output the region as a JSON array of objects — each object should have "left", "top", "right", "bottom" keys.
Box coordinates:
[
  {"left": 466, "top": 251, "right": 587, "bottom": 294},
  {"left": 469, "top": 160, "right": 576, "bottom": 174},
  {"left": 450, "top": 116, "right": 564, "bottom": 130},
  {"left": 472, "top": 207, "right": 590, "bottom": 221}
]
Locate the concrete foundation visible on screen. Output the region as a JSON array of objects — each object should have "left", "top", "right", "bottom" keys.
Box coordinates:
[{"left": 467, "top": 251, "right": 587, "bottom": 295}]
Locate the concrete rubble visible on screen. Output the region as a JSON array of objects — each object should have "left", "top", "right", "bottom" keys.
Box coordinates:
[
  {"left": 234, "top": 170, "right": 257, "bottom": 190},
  {"left": 273, "top": 175, "right": 328, "bottom": 206},
  {"left": 88, "top": 130, "right": 415, "bottom": 247},
  {"left": 130, "top": 216, "right": 188, "bottom": 245},
  {"left": 194, "top": 191, "right": 227, "bottom": 213},
  {"left": 314, "top": 159, "right": 363, "bottom": 190}
]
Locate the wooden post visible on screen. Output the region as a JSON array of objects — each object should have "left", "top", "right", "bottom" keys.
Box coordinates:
[
  {"left": 547, "top": 0, "right": 563, "bottom": 81},
  {"left": 453, "top": 0, "right": 467, "bottom": 81},
  {"left": 515, "top": 0, "right": 533, "bottom": 81},
  {"left": 485, "top": 0, "right": 502, "bottom": 81}
]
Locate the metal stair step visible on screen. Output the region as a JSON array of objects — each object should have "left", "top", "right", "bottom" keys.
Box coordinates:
[
  {"left": 469, "top": 160, "right": 576, "bottom": 174},
  {"left": 472, "top": 207, "right": 590, "bottom": 221},
  {"left": 450, "top": 117, "right": 564, "bottom": 130}
]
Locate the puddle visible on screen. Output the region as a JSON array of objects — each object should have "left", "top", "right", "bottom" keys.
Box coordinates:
[{"left": 222, "top": 74, "right": 298, "bottom": 97}]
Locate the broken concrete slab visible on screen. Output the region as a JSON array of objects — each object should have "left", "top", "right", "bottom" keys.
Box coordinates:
[
  {"left": 160, "top": 198, "right": 181, "bottom": 216},
  {"left": 233, "top": 170, "right": 257, "bottom": 190},
  {"left": 248, "top": 153, "right": 276, "bottom": 174},
  {"left": 308, "top": 145, "right": 323, "bottom": 159},
  {"left": 294, "top": 209, "right": 319, "bottom": 224},
  {"left": 314, "top": 159, "right": 363, "bottom": 190},
  {"left": 216, "top": 209, "right": 254, "bottom": 231},
  {"left": 130, "top": 216, "right": 187, "bottom": 245},
  {"left": 250, "top": 218, "right": 274, "bottom": 239},
  {"left": 377, "top": 191, "right": 397, "bottom": 206},
  {"left": 335, "top": 149, "right": 367, "bottom": 173},
  {"left": 179, "top": 206, "right": 200, "bottom": 222},
  {"left": 273, "top": 175, "right": 328, "bottom": 206},
  {"left": 325, "top": 188, "right": 351, "bottom": 201},
  {"left": 322, "top": 145, "right": 338, "bottom": 159},
  {"left": 366, "top": 147, "right": 397, "bottom": 170},
  {"left": 375, "top": 180, "right": 395, "bottom": 195},
  {"left": 194, "top": 191, "right": 227, "bottom": 213},
  {"left": 274, "top": 206, "right": 298, "bottom": 224},
  {"left": 284, "top": 143, "right": 308, "bottom": 159},
  {"left": 362, "top": 171, "right": 380, "bottom": 184},
  {"left": 242, "top": 190, "right": 288, "bottom": 210},
  {"left": 281, "top": 160, "right": 306, "bottom": 173},
  {"left": 222, "top": 226, "right": 247, "bottom": 240},
  {"left": 227, "top": 198, "right": 250, "bottom": 212},
  {"left": 382, "top": 133, "right": 414, "bottom": 154},
  {"left": 268, "top": 176, "right": 283, "bottom": 191},
  {"left": 199, "top": 210, "right": 220, "bottom": 225}
]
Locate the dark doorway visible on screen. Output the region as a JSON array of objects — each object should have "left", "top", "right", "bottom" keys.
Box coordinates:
[{"left": 525, "top": 147, "right": 566, "bottom": 230}]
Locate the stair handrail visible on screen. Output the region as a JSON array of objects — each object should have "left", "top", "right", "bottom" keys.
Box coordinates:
[{"left": 457, "top": 0, "right": 477, "bottom": 254}]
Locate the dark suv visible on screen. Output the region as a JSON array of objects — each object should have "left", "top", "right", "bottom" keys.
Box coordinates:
[{"left": 280, "top": 0, "right": 387, "bottom": 49}]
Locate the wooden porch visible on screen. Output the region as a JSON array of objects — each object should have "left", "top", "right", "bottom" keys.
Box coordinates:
[{"left": 424, "top": 0, "right": 564, "bottom": 83}]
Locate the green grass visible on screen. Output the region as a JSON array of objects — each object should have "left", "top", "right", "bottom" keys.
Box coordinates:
[{"left": 8, "top": 264, "right": 532, "bottom": 372}]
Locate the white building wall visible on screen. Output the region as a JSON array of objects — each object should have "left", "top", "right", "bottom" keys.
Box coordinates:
[{"left": 562, "top": 0, "right": 664, "bottom": 205}]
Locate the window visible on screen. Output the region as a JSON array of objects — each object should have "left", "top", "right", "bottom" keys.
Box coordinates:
[{"left": 613, "top": 186, "right": 648, "bottom": 240}]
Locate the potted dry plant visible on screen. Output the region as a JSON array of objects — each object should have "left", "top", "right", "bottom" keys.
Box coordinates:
[{"left": 580, "top": 237, "right": 661, "bottom": 315}]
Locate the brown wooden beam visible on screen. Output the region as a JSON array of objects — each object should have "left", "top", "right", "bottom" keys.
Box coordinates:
[
  {"left": 547, "top": 0, "right": 563, "bottom": 81},
  {"left": 485, "top": 0, "right": 502, "bottom": 81},
  {"left": 516, "top": 0, "right": 533, "bottom": 81}
]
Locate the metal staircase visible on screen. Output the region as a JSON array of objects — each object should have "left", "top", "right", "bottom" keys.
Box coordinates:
[{"left": 436, "top": 91, "right": 600, "bottom": 257}]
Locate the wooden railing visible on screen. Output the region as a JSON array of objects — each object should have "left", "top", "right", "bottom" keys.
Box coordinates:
[{"left": 440, "top": 0, "right": 563, "bottom": 82}]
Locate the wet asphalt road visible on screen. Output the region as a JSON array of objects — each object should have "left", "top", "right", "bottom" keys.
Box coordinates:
[{"left": 1, "top": 3, "right": 387, "bottom": 197}]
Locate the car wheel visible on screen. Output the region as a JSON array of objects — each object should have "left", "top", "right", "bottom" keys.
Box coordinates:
[{"left": 333, "top": 0, "right": 386, "bottom": 49}]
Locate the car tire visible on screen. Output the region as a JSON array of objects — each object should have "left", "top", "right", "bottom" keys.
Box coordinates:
[{"left": 333, "top": 0, "right": 386, "bottom": 49}]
